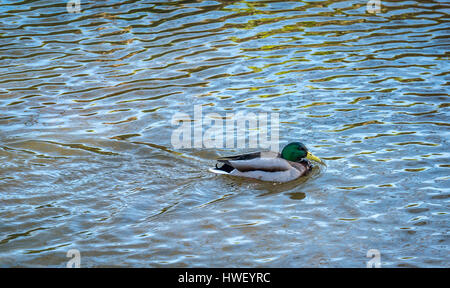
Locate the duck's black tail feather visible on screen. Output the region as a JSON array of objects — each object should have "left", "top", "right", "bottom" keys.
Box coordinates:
[{"left": 214, "top": 162, "right": 235, "bottom": 173}]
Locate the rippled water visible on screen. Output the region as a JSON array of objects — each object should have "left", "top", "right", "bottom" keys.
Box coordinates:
[{"left": 0, "top": 0, "right": 449, "bottom": 267}]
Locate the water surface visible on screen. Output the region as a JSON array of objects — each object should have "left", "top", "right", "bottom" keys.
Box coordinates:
[{"left": 0, "top": 0, "right": 449, "bottom": 267}]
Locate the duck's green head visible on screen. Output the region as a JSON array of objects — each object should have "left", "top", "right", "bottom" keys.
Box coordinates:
[{"left": 281, "top": 142, "right": 325, "bottom": 165}]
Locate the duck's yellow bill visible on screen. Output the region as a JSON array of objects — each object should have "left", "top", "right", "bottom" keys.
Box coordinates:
[{"left": 306, "top": 152, "right": 325, "bottom": 165}]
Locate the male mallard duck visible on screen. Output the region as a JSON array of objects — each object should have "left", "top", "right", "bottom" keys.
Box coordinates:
[{"left": 209, "top": 142, "right": 324, "bottom": 183}]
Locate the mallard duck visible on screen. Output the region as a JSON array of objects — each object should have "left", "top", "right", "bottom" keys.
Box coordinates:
[{"left": 209, "top": 142, "right": 324, "bottom": 183}]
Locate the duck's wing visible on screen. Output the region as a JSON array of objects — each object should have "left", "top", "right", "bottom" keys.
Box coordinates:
[
  {"left": 217, "top": 151, "right": 270, "bottom": 161},
  {"left": 289, "top": 160, "right": 310, "bottom": 176},
  {"left": 217, "top": 151, "right": 291, "bottom": 172}
]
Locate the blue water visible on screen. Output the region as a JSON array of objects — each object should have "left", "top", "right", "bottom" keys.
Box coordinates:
[{"left": 0, "top": 0, "right": 448, "bottom": 267}]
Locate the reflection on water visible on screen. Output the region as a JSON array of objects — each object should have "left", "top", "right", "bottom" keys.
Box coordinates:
[{"left": 0, "top": 0, "right": 449, "bottom": 267}]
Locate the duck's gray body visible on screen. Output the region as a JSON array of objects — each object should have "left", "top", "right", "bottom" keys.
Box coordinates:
[{"left": 209, "top": 151, "right": 311, "bottom": 183}]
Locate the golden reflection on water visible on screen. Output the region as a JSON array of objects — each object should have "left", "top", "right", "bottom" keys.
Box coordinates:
[{"left": 0, "top": 0, "right": 448, "bottom": 267}]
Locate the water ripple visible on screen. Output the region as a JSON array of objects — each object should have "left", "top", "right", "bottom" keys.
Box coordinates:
[{"left": 0, "top": 0, "right": 448, "bottom": 268}]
